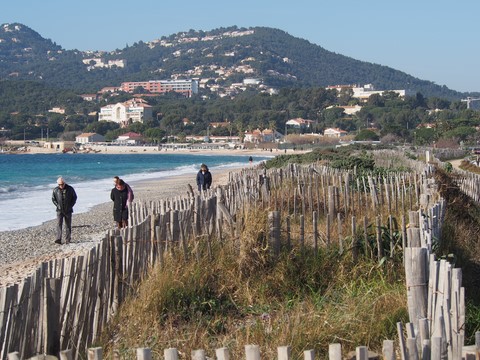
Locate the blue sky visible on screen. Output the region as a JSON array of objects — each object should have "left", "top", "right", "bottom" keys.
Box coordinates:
[{"left": 1, "top": 0, "right": 479, "bottom": 93}]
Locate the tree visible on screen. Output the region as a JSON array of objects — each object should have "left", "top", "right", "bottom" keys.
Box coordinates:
[
  {"left": 355, "top": 129, "right": 379, "bottom": 141},
  {"left": 84, "top": 121, "right": 120, "bottom": 135},
  {"left": 144, "top": 128, "right": 165, "bottom": 143},
  {"left": 414, "top": 128, "right": 436, "bottom": 146}
]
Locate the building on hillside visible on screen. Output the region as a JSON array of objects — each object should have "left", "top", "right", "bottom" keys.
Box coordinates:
[
  {"left": 98, "top": 98, "right": 153, "bottom": 127},
  {"left": 116, "top": 132, "right": 144, "bottom": 145},
  {"left": 416, "top": 123, "right": 437, "bottom": 129},
  {"left": 342, "top": 105, "right": 363, "bottom": 115},
  {"left": 244, "top": 129, "right": 262, "bottom": 143},
  {"left": 209, "top": 121, "right": 231, "bottom": 129},
  {"left": 209, "top": 136, "right": 241, "bottom": 144},
  {"left": 324, "top": 128, "right": 348, "bottom": 138},
  {"left": 326, "top": 84, "right": 414, "bottom": 101},
  {"left": 48, "top": 107, "right": 66, "bottom": 114},
  {"left": 98, "top": 86, "right": 120, "bottom": 95},
  {"left": 325, "top": 105, "right": 363, "bottom": 115},
  {"left": 82, "top": 58, "right": 126, "bottom": 70},
  {"left": 80, "top": 94, "right": 98, "bottom": 102},
  {"left": 75, "top": 133, "right": 105, "bottom": 144},
  {"left": 182, "top": 118, "right": 194, "bottom": 126},
  {"left": 244, "top": 129, "right": 283, "bottom": 143},
  {"left": 286, "top": 118, "right": 315, "bottom": 130},
  {"left": 120, "top": 79, "right": 199, "bottom": 97},
  {"left": 243, "top": 78, "right": 262, "bottom": 85}
]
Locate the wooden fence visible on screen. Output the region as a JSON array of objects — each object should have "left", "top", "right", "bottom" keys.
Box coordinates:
[{"left": 0, "top": 151, "right": 475, "bottom": 359}]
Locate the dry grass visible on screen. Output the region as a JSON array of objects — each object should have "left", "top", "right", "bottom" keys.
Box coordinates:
[{"left": 100, "top": 203, "right": 408, "bottom": 359}]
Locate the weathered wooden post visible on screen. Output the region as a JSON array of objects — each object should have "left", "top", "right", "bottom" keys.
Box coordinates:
[
  {"left": 137, "top": 348, "right": 152, "bottom": 360},
  {"left": 404, "top": 247, "right": 428, "bottom": 330},
  {"left": 191, "top": 349, "right": 206, "bottom": 360},
  {"left": 313, "top": 211, "right": 318, "bottom": 253},
  {"left": 337, "top": 213, "right": 343, "bottom": 254},
  {"left": 326, "top": 212, "right": 331, "bottom": 246},
  {"left": 363, "top": 216, "right": 370, "bottom": 257},
  {"left": 269, "top": 211, "right": 281, "bottom": 256},
  {"left": 328, "top": 186, "right": 336, "bottom": 225},
  {"left": 406, "top": 338, "right": 419, "bottom": 360},
  {"left": 286, "top": 216, "right": 291, "bottom": 250},
  {"left": 164, "top": 348, "right": 179, "bottom": 360},
  {"left": 431, "top": 337, "right": 442, "bottom": 360},
  {"left": 215, "top": 347, "right": 230, "bottom": 360},
  {"left": 112, "top": 235, "right": 123, "bottom": 315},
  {"left": 278, "top": 345, "right": 291, "bottom": 360},
  {"left": 382, "top": 340, "right": 395, "bottom": 360},
  {"left": 389, "top": 215, "right": 394, "bottom": 257},
  {"left": 300, "top": 214, "right": 305, "bottom": 249},
  {"left": 376, "top": 216, "right": 384, "bottom": 261},
  {"left": 43, "top": 278, "right": 61, "bottom": 356},
  {"left": 397, "top": 322, "right": 407, "bottom": 360},
  {"left": 329, "top": 343, "right": 342, "bottom": 360},
  {"left": 356, "top": 346, "right": 368, "bottom": 360},
  {"left": 351, "top": 216, "right": 357, "bottom": 261},
  {"left": 59, "top": 349, "right": 73, "bottom": 360},
  {"left": 304, "top": 349, "right": 315, "bottom": 360},
  {"left": 245, "top": 345, "right": 260, "bottom": 360},
  {"left": 88, "top": 347, "right": 103, "bottom": 360}
]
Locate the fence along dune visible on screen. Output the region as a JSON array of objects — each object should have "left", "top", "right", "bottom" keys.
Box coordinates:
[{"left": 1, "top": 149, "right": 479, "bottom": 359}]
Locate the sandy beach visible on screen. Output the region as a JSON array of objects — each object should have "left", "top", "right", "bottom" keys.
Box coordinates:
[
  {"left": 20, "top": 143, "right": 295, "bottom": 157},
  {"left": 0, "top": 167, "right": 235, "bottom": 287}
]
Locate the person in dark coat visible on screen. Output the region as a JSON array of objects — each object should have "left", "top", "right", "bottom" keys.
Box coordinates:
[
  {"left": 52, "top": 176, "right": 77, "bottom": 244},
  {"left": 110, "top": 179, "right": 129, "bottom": 228},
  {"left": 196, "top": 163, "right": 212, "bottom": 192}
]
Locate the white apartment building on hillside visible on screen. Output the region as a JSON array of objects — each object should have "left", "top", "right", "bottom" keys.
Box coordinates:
[
  {"left": 98, "top": 98, "right": 153, "bottom": 127},
  {"left": 326, "top": 84, "right": 414, "bottom": 101}
]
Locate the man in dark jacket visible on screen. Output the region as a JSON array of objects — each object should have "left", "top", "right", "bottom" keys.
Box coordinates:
[
  {"left": 111, "top": 179, "right": 129, "bottom": 228},
  {"left": 196, "top": 163, "right": 212, "bottom": 191},
  {"left": 52, "top": 177, "right": 77, "bottom": 244}
]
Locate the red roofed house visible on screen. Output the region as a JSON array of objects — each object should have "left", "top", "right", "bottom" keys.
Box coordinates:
[
  {"left": 285, "top": 118, "right": 314, "bottom": 129},
  {"left": 244, "top": 128, "right": 282, "bottom": 143},
  {"left": 324, "top": 128, "right": 348, "bottom": 138}
]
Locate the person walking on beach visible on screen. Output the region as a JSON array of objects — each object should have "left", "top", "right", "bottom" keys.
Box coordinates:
[
  {"left": 113, "top": 176, "right": 134, "bottom": 207},
  {"left": 52, "top": 177, "right": 77, "bottom": 244},
  {"left": 249, "top": 156, "right": 253, "bottom": 165},
  {"left": 111, "top": 179, "right": 129, "bottom": 228},
  {"left": 196, "top": 163, "right": 212, "bottom": 192}
]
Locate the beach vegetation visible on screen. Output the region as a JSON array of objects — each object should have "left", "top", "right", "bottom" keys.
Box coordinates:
[
  {"left": 99, "top": 207, "right": 407, "bottom": 359},
  {"left": 91, "top": 153, "right": 480, "bottom": 358}
]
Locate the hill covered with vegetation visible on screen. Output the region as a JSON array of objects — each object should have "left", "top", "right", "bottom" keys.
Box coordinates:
[{"left": 0, "top": 23, "right": 467, "bottom": 99}]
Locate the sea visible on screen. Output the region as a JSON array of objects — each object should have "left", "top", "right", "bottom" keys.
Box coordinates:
[{"left": 0, "top": 153, "right": 271, "bottom": 231}]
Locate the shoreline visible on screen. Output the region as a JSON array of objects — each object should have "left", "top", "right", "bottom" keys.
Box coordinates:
[
  {"left": 0, "top": 167, "right": 237, "bottom": 287},
  {"left": 5, "top": 144, "right": 299, "bottom": 157}
]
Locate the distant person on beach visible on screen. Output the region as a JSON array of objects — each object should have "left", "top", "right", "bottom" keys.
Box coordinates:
[
  {"left": 52, "top": 177, "right": 77, "bottom": 245},
  {"left": 249, "top": 156, "right": 253, "bottom": 165},
  {"left": 111, "top": 179, "right": 129, "bottom": 228},
  {"left": 113, "top": 176, "right": 134, "bottom": 207},
  {"left": 196, "top": 163, "right": 212, "bottom": 192}
]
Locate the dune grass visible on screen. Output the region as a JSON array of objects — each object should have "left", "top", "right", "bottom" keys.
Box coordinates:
[{"left": 99, "top": 206, "right": 407, "bottom": 359}]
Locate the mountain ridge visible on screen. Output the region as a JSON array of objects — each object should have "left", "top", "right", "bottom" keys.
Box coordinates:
[{"left": 0, "top": 23, "right": 467, "bottom": 99}]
